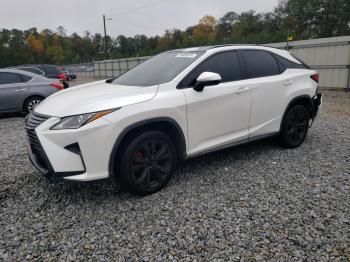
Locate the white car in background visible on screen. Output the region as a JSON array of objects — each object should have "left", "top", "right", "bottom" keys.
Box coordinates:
[{"left": 25, "top": 45, "right": 322, "bottom": 195}]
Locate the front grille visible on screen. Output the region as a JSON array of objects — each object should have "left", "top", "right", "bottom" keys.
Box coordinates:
[{"left": 25, "top": 113, "right": 50, "bottom": 169}]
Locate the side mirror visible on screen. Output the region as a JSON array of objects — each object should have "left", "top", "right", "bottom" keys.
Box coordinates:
[{"left": 194, "top": 72, "right": 221, "bottom": 92}]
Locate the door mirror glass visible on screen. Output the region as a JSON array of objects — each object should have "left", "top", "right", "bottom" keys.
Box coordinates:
[{"left": 194, "top": 72, "right": 221, "bottom": 92}]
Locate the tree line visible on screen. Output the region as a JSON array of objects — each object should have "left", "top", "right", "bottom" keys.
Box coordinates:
[{"left": 0, "top": 0, "right": 349, "bottom": 67}]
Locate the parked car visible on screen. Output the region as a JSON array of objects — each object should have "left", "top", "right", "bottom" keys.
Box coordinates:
[
  {"left": 25, "top": 45, "right": 322, "bottom": 195},
  {"left": 0, "top": 69, "right": 64, "bottom": 114},
  {"left": 66, "top": 71, "right": 77, "bottom": 81},
  {"left": 8, "top": 65, "right": 69, "bottom": 88}
]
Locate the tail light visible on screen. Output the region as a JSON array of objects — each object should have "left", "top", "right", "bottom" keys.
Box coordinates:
[
  {"left": 58, "top": 73, "right": 66, "bottom": 80},
  {"left": 50, "top": 82, "right": 64, "bottom": 90},
  {"left": 311, "top": 73, "right": 319, "bottom": 83}
]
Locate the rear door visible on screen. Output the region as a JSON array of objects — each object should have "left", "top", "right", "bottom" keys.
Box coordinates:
[
  {"left": 181, "top": 51, "right": 251, "bottom": 155},
  {"left": 0, "top": 72, "right": 30, "bottom": 113},
  {"left": 240, "top": 50, "right": 286, "bottom": 138}
]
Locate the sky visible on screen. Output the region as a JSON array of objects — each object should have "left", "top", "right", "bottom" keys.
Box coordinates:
[{"left": 0, "top": 0, "right": 279, "bottom": 37}]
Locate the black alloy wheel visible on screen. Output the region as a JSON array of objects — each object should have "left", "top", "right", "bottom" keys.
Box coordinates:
[
  {"left": 280, "top": 105, "right": 310, "bottom": 148},
  {"left": 119, "top": 131, "right": 176, "bottom": 195}
]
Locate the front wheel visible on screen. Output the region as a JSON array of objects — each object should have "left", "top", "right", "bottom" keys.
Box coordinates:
[
  {"left": 118, "top": 131, "right": 177, "bottom": 195},
  {"left": 279, "top": 104, "right": 310, "bottom": 148}
]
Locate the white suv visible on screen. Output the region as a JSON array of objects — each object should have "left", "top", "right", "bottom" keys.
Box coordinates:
[{"left": 25, "top": 45, "right": 322, "bottom": 195}]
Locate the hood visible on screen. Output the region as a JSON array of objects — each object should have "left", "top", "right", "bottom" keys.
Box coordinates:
[{"left": 34, "top": 80, "right": 158, "bottom": 117}]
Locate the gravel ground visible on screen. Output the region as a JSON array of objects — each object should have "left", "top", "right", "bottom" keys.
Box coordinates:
[{"left": 0, "top": 91, "right": 349, "bottom": 261}]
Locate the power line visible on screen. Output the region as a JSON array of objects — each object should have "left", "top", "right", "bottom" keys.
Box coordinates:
[
  {"left": 112, "top": 0, "right": 168, "bottom": 16},
  {"left": 113, "top": 19, "right": 165, "bottom": 30}
]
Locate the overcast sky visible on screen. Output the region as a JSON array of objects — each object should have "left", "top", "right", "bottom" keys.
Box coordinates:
[{"left": 0, "top": 0, "right": 278, "bottom": 37}]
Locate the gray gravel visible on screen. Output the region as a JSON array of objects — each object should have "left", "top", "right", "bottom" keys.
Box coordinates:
[{"left": 0, "top": 92, "right": 349, "bottom": 261}]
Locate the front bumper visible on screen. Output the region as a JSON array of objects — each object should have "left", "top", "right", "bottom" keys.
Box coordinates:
[
  {"left": 25, "top": 112, "right": 121, "bottom": 182},
  {"left": 28, "top": 149, "right": 84, "bottom": 182}
]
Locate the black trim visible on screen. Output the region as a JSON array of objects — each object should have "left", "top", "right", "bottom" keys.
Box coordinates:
[
  {"left": 312, "top": 93, "right": 323, "bottom": 121},
  {"left": 177, "top": 48, "right": 308, "bottom": 88},
  {"left": 64, "top": 143, "right": 87, "bottom": 173},
  {"left": 108, "top": 117, "right": 186, "bottom": 177},
  {"left": 189, "top": 132, "right": 280, "bottom": 159}
]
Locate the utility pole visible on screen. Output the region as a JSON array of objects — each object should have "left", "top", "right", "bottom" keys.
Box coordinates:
[{"left": 103, "top": 15, "right": 108, "bottom": 60}]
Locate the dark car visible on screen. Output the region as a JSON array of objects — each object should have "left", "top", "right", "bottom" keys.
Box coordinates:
[
  {"left": 65, "top": 71, "right": 77, "bottom": 81},
  {"left": 8, "top": 65, "right": 69, "bottom": 88},
  {"left": 56, "top": 66, "right": 77, "bottom": 81}
]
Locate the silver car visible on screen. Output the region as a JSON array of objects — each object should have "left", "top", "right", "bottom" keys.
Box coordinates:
[{"left": 0, "top": 69, "right": 64, "bottom": 114}]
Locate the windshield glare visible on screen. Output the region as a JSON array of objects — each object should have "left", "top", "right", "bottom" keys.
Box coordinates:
[{"left": 112, "top": 51, "right": 203, "bottom": 87}]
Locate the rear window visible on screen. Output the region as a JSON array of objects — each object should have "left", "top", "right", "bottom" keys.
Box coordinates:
[
  {"left": 19, "top": 67, "right": 44, "bottom": 75},
  {"left": 112, "top": 51, "right": 204, "bottom": 86},
  {"left": 39, "top": 66, "right": 61, "bottom": 75},
  {"left": 273, "top": 55, "right": 309, "bottom": 72},
  {"left": 290, "top": 54, "right": 310, "bottom": 69},
  {"left": 242, "top": 50, "right": 280, "bottom": 79}
]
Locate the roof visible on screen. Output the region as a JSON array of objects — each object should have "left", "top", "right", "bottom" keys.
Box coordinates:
[
  {"left": 172, "top": 44, "right": 283, "bottom": 53},
  {"left": 0, "top": 68, "right": 44, "bottom": 78},
  {"left": 11, "top": 64, "right": 57, "bottom": 68},
  {"left": 170, "top": 44, "right": 300, "bottom": 64}
]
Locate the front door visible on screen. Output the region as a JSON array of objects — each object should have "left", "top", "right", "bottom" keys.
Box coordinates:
[{"left": 181, "top": 51, "right": 251, "bottom": 155}]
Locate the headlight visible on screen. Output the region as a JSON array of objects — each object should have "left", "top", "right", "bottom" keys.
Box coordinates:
[{"left": 51, "top": 109, "right": 118, "bottom": 130}]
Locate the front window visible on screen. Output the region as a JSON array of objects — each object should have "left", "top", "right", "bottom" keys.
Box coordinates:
[{"left": 112, "top": 51, "right": 204, "bottom": 87}]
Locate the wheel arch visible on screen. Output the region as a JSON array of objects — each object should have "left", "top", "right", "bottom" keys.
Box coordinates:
[
  {"left": 109, "top": 117, "right": 187, "bottom": 177},
  {"left": 279, "top": 95, "right": 314, "bottom": 132},
  {"left": 23, "top": 95, "right": 45, "bottom": 111}
]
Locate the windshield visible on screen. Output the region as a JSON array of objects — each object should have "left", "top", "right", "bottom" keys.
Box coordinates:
[{"left": 112, "top": 51, "right": 204, "bottom": 86}]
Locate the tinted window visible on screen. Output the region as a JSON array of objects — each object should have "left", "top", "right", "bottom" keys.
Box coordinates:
[
  {"left": 19, "top": 67, "right": 44, "bottom": 75},
  {"left": 39, "top": 66, "right": 61, "bottom": 75},
  {"left": 273, "top": 55, "right": 308, "bottom": 72},
  {"left": 0, "top": 73, "right": 25, "bottom": 85},
  {"left": 112, "top": 51, "right": 204, "bottom": 86},
  {"left": 21, "top": 75, "right": 33, "bottom": 82},
  {"left": 290, "top": 54, "right": 310, "bottom": 69},
  {"left": 242, "top": 50, "right": 279, "bottom": 79},
  {"left": 180, "top": 51, "right": 242, "bottom": 87}
]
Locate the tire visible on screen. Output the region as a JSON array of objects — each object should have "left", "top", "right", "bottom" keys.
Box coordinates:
[
  {"left": 279, "top": 104, "right": 310, "bottom": 148},
  {"left": 23, "top": 96, "right": 43, "bottom": 114},
  {"left": 117, "top": 131, "right": 177, "bottom": 195}
]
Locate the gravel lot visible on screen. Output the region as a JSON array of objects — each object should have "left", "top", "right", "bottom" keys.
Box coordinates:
[{"left": 0, "top": 91, "right": 349, "bottom": 261}]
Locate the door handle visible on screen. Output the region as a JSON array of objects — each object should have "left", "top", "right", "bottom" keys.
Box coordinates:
[
  {"left": 236, "top": 86, "right": 250, "bottom": 94},
  {"left": 283, "top": 80, "right": 294, "bottom": 86},
  {"left": 15, "top": 89, "right": 26, "bottom": 92}
]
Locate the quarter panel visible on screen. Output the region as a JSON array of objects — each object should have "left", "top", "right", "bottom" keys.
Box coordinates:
[{"left": 249, "top": 69, "right": 317, "bottom": 137}]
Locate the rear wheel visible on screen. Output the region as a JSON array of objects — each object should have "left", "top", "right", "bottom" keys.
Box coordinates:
[
  {"left": 279, "top": 105, "right": 310, "bottom": 148},
  {"left": 23, "top": 96, "right": 43, "bottom": 114},
  {"left": 118, "top": 131, "right": 177, "bottom": 195}
]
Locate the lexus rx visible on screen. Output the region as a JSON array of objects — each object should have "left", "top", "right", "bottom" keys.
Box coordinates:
[{"left": 25, "top": 45, "right": 322, "bottom": 195}]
